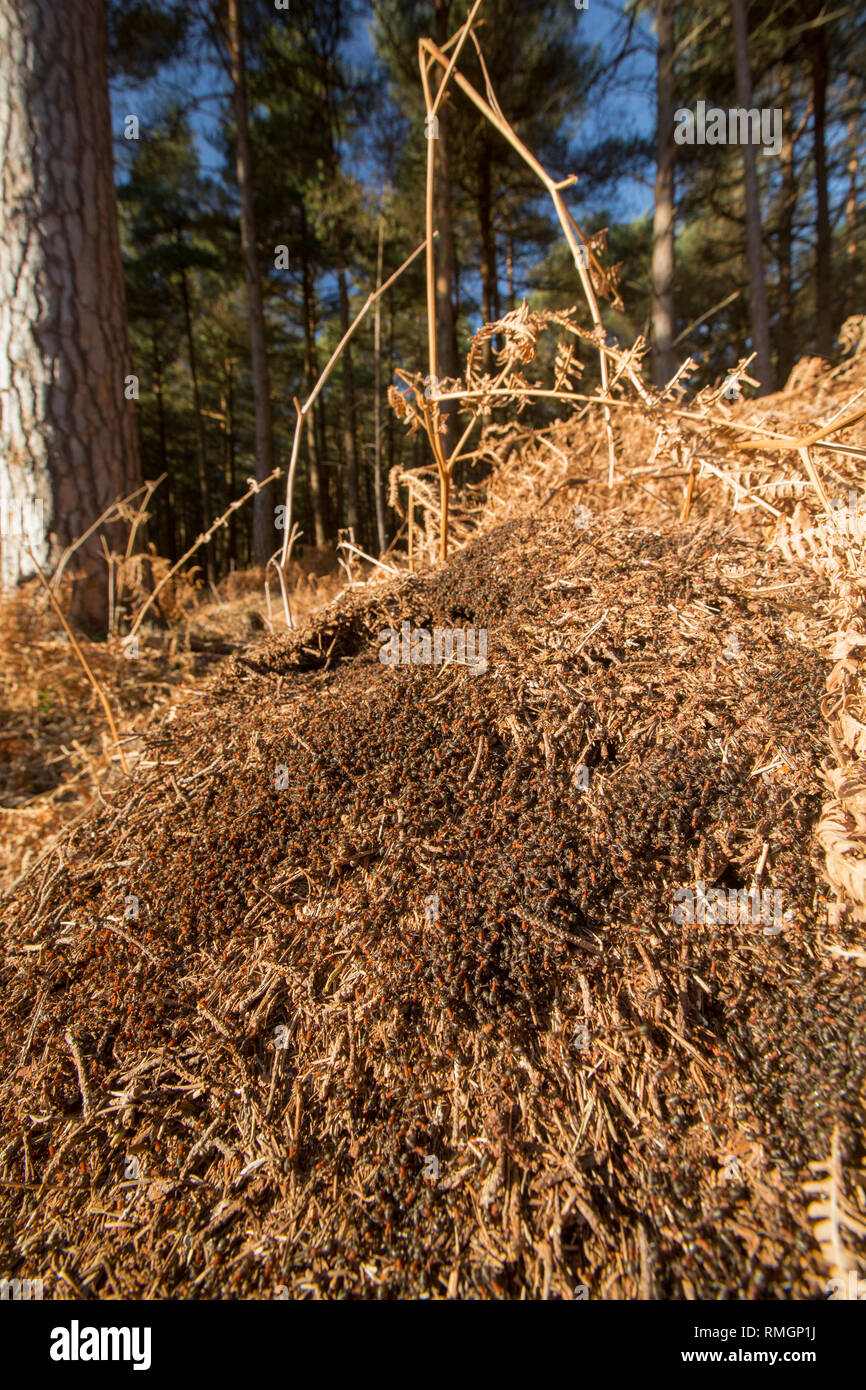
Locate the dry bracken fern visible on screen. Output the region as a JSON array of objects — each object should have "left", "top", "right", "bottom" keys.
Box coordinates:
[{"left": 803, "top": 1128, "right": 866, "bottom": 1298}]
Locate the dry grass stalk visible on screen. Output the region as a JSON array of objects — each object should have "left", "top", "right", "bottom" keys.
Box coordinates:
[
  {"left": 27, "top": 550, "right": 130, "bottom": 776},
  {"left": 412, "top": 3, "right": 625, "bottom": 560},
  {"left": 275, "top": 237, "right": 431, "bottom": 627},
  {"left": 48, "top": 477, "right": 165, "bottom": 599},
  {"left": 128, "top": 468, "right": 282, "bottom": 640}
]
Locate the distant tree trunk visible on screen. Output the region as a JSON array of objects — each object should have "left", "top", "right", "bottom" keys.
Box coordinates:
[
  {"left": 298, "top": 214, "right": 330, "bottom": 546},
  {"left": 776, "top": 67, "right": 796, "bottom": 385},
  {"left": 364, "top": 438, "right": 375, "bottom": 541},
  {"left": 218, "top": 372, "right": 229, "bottom": 572},
  {"left": 811, "top": 23, "right": 833, "bottom": 357},
  {"left": 226, "top": 0, "right": 274, "bottom": 567},
  {"left": 731, "top": 0, "right": 774, "bottom": 394},
  {"left": 387, "top": 303, "right": 395, "bottom": 486},
  {"left": 178, "top": 257, "right": 212, "bottom": 581},
  {"left": 151, "top": 330, "right": 176, "bottom": 562},
  {"left": 372, "top": 202, "right": 387, "bottom": 555},
  {"left": 338, "top": 270, "right": 361, "bottom": 540},
  {"left": 506, "top": 231, "right": 516, "bottom": 309},
  {"left": 315, "top": 344, "right": 329, "bottom": 524},
  {"left": 318, "top": 51, "right": 361, "bottom": 542},
  {"left": 224, "top": 358, "right": 237, "bottom": 569},
  {"left": 413, "top": 306, "right": 424, "bottom": 475},
  {"left": 651, "top": 0, "right": 676, "bottom": 387},
  {"left": 478, "top": 130, "right": 497, "bottom": 370},
  {"left": 845, "top": 80, "right": 859, "bottom": 317},
  {"left": 0, "top": 0, "right": 140, "bottom": 624},
  {"left": 433, "top": 0, "right": 459, "bottom": 459}
]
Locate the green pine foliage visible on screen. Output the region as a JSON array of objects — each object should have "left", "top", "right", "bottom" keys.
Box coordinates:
[{"left": 108, "top": 0, "right": 866, "bottom": 569}]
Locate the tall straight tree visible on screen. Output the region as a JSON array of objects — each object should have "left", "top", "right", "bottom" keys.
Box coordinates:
[
  {"left": 372, "top": 196, "right": 388, "bottom": 555},
  {"left": 774, "top": 63, "right": 797, "bottom": 385},
  {"left": 731, "top": 0, "right": 774, "bottom": 393},
  {"left": 226, "top": 0, "right": 274, "bottom": 566},
  {"left": 298, "top": 214, "right": 331, "bottom": 547},
  {"left": 651, "top": 0, "right": 676, "bottom": 387},
  {"left": 319, "top": 45, "right": 362, "bottom": 539},
  {"left": 0, "top": 0, "right": 140, "bottom": 621},
  {"left": 432, "top": 0, "right": 459, "bottom": 458},
  {"left": 810, "top": 9, "right": 833, "bottom": 358},
  {"left": 844, "top": 76, "right": 859, "bottom": 318}
]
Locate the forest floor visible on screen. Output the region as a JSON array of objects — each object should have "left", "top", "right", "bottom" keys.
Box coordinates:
[
  {"left": 0, "top": 559, "right": 343, "bottom": 898},
  {"left": 2, "top": 491, "right": 865, "bottom": 1297}
]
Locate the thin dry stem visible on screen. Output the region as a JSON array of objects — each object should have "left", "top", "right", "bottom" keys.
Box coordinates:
[
  {"left": 128, "top": 468, "right": 282, "bottom": 639},
  {"left": 27, "top": 549, "right": 130, "bottom": 776}
]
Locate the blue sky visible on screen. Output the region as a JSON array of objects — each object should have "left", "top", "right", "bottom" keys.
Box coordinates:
[
  {"left": 570, "top": 0, "right": 657, "bottom": 220},
  {"left": 110, "top": 0, "right": 658, "bottom": 223}
]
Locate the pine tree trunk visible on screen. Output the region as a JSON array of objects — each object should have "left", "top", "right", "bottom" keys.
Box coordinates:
[
  {"left": 178, "top": 257, "right": 213, "bottom": 583},
  {"left": 224, "top": 358, "right": 238, "bottom": 570},
  {"left": 478, "top": 132, "right": 497, "bottom": 371},
  {"left": 298, "top": 215, "right": 330, "bottom": 547},
  {"left": 226, "top": 0, "right": 274, "bottom": 568},
  {"left": 776, "top": 67, "right": 796, "bottom": 385},
  {"left": 372, "top": 204, "right": 387, "bottom": 556},
  {"left": 387, "top": 304, "right": 395, "bottom": 486},
  {"left": 318, "top": 51, "right": 360, "bottom": 542},
  {"left": 152, "top": 331, "right": 176, "bottom": 562},
  {"left": 731, "top": 0, "right": 774, "bottom": 394},
  {"left": 433, "top": 0, "right": 459, "bottom": 459},
  {"left": 651, "top": 0, "right": 676, "bottom": 388},
  {"left": 811, "top": 25, "right": 833, "bottom": 358},
  {"left": 0, "top": 0, "right": 140, "bottom": 622},
  {"left": 845, "top": 80, "right": 859, "bottom": 317},
  {"left": 338, "top": 270, "right": 361, "bottom": 541}
]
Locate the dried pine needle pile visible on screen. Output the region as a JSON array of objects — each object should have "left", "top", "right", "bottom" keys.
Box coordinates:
[
  {"left": 2, "top": 488, "right": 865, "bottom": 1296},
  {"left": 6, "top": 0, "right": 865, "bottom": 1302}
]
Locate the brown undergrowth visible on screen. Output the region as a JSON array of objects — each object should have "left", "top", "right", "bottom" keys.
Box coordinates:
[
  {"left": 2, "top": 512, "right": 864, "bottom": 1299},
  {"left": 3, "top": 324, "right": 866, "bottom": 1300},
  {"left": 0, "top": 557, "right": 344, "bottom": 896}
]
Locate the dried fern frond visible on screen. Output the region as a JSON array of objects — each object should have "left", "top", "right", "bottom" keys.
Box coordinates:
[
  {"left": 464, "top": 302, "right": 589, "bottom": 393},
  {"left": 554, "top": 341, "right": 584, "bottom": 393},
  {"left": 839, "top": 315, "right": 866, "bottom": 356},
  {"left": 803, "top": 1128, "right": 866, "bottom": 1297},
  {"left": 387, "top": 465, "right": 405, "bottom": 516}
]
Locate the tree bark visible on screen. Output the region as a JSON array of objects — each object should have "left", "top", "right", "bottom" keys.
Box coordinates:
[
  {"left": 224, "top": 358, "right": 237, "bottom": 569},
  {"left": 178, "top": 256, "right": 212, "bottom": 582},
  {"left": 731, "top": 0, "right": 774, "bottom": 393},
  {"left": 317, "top": 42, "right": 360, "bottom": 541},
  {"left": 478, "top": 130, "right": 497, "bottom": 370},
  {"left": 387, "top": 302, "right": 395, "bottom": 487},
  {"left": 226, "top": 0, "right": 274, "bottom": 567},
  {"left": 0, "top": 0, "right": 140, "bottom": 622},
  {"left": 151, "top": 330, "right": 176, "bottom": 562},
  {"left": 506, "top": 232, "right": 515, "bottom": 309},
  {"left": 298, "top": 209, "right": 330, "bottom": 547},
  {"left": 845, "top": 78, "right": 859, "bottom": 318},
  {"left": 433, "top": 0, "right": 459, "bottom": 459},
  {"left": 776, "top": 66, "right": 796, "bottom": 385},
  {"left": 337, "top": 269, "right": 361, "bottom": 540},
  {"left": 372, "top": 201, "right": 387, "bottom": 555},
  {"left": 811, "top": 23, "right": 833, "bottom": 357},
  {"left": 651, "top": 0, "right": 676, "bottom": 387}
]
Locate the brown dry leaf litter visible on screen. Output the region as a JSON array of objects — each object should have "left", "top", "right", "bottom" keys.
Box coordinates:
[{"left": 2, "top": 514, "right": 864, "bottom": 1299}]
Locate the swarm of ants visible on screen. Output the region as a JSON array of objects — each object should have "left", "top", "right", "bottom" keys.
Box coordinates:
[{"left": 2, "top": 511, "right": 863, "bottom": 1300}]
